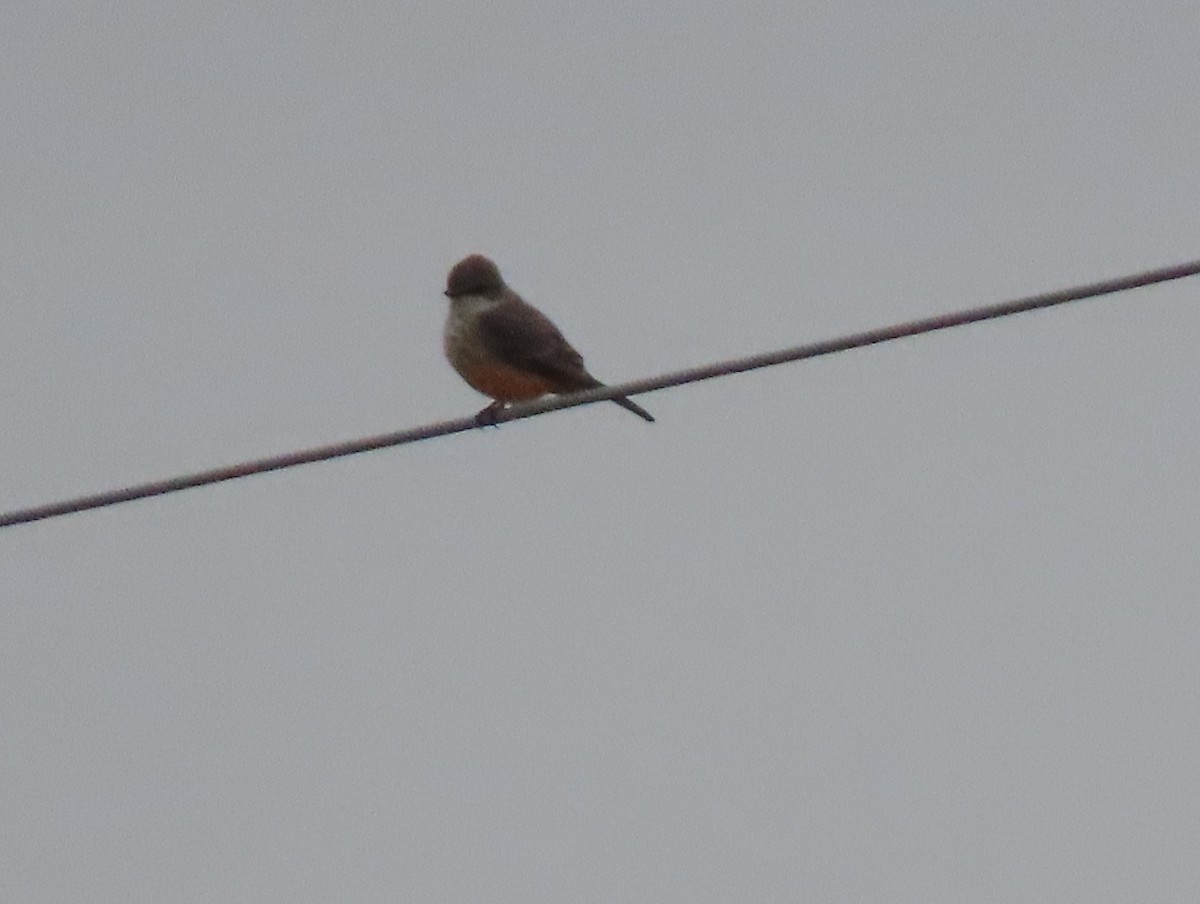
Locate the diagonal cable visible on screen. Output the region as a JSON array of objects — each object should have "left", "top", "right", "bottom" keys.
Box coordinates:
[{"left": 3, "top": 258, "right": 1198, "bottom": 528}]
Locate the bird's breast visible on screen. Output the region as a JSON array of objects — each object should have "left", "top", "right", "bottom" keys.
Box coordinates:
[
  {"left": 443, "top": 295, "right": 555, "bottom": 401},
  {"left": 443, "top": 295, "right": 494, "bottom": 370}
]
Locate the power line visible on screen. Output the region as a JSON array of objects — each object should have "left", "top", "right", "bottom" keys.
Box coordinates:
[{"left": 3, "top": 258, "right": 1198, "bottom": 529}]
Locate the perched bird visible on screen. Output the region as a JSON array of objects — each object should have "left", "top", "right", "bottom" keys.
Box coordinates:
[{"left": 442, "top": 254, "right": 654, "bottom": 424}]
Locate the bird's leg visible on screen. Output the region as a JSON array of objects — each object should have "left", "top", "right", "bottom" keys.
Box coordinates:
[{"left": 474, "top": 401, "right": 504, "bottom": 427}]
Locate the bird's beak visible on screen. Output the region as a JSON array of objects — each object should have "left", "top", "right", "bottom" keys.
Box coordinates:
[{"left": 444, "top": 290, "right": 453, "bottom": 298}]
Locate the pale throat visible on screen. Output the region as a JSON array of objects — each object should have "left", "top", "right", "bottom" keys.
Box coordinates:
[
  {"left": 443, "top": 292, "right": 501, "bottom": 369},
  {"left": 444, "top": 293, "right": 499, "bottom": 331}
]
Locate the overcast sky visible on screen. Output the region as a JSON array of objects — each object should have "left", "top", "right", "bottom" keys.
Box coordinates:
[{"left": 4, "top": 2, "right": 1200, "bottom": 901}]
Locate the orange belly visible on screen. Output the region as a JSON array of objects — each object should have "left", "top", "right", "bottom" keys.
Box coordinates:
[{"left": 461, "top": 361, "right": 557, "bottom": 401}]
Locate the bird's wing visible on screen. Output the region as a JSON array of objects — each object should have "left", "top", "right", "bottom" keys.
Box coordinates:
[{"left": 475, "top": 297, "right": 598, "bottom": 390}]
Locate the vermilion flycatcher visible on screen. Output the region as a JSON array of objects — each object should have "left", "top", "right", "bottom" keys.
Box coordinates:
[{"left": 443, "top": 254, "right": 654, "bottom": 423}]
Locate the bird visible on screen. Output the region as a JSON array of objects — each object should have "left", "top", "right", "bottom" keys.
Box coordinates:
[{"left": 442, "top": 254, "right": 654, "bottom": 424}]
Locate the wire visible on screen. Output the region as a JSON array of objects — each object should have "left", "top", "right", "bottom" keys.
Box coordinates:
[{"left": 3, "top": 258, "right": 1198, "bottom": 528}]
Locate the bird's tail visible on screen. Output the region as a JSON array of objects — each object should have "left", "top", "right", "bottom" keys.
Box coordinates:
[
  {"left": 577, "top": 375, "right": 654, "bottom": 422},
  {"left": 612, "top": 395, "right": 655, "bottom": 423}
]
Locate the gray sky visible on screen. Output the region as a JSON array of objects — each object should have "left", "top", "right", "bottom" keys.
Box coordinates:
[{"left": 4, "top": 2, "right": 1199, "bottom": 901}]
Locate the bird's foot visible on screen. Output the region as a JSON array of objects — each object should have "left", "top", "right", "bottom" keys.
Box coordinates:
[{"left": 474, "top": 402, "right": 504, "bottom": 427}]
